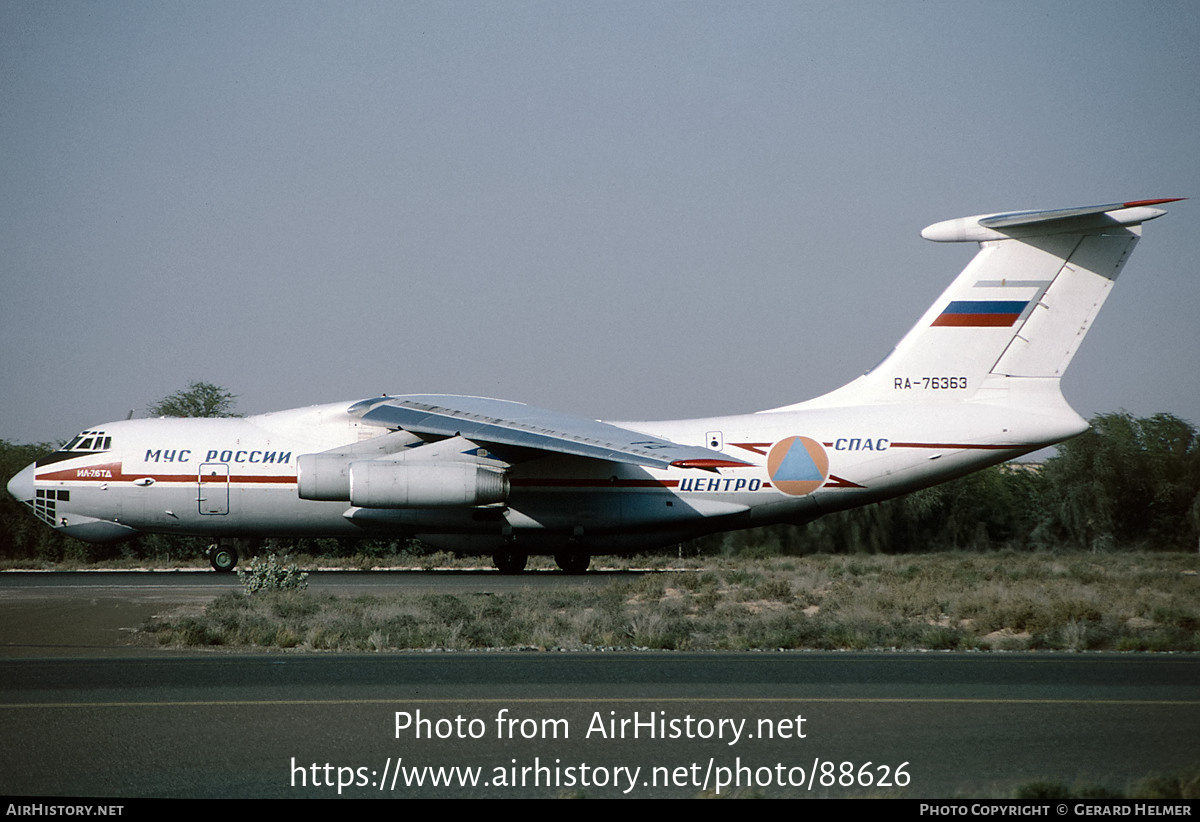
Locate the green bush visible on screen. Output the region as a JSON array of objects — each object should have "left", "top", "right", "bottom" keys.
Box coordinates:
[{"left": 236, "top": 553, "right": 309, "bottom": 594}]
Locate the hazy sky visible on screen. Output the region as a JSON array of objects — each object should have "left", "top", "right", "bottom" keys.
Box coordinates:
[{"left": 2, "top": 1, "right": 1197, "bottom": 445}]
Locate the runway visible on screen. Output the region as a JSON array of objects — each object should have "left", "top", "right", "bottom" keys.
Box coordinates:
[{"left": 1, "top": 571, "right": 1198, "bottom": 798}]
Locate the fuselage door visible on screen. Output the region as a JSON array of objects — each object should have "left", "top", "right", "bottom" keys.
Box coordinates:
[{"left": 198, "top": 463, "right": 230, "bottom": 515}]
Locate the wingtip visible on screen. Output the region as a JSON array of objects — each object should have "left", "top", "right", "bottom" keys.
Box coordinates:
[{"left": 1122, "top": 198, "right": 1186, "bottom": 208}]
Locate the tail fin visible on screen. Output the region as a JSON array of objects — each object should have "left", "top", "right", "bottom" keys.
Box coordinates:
[{"left": 776, "top": 199, "right": 1180, "bottom": 411}]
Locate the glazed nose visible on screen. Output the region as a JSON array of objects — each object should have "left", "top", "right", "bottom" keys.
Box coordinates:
[{"left": 7, "top": 462, "right": 35, "bottom": 503}]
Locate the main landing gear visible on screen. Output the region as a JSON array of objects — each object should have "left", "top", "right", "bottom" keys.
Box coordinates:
[
  {"left": 554, "top": 552, "right": 591, "bottom": 575},
  {"left": 492, "top": 549, "right": 527, "bottom": 575},
  {"left": 490, "top": 550, "right": 592, "bottom": 574}
]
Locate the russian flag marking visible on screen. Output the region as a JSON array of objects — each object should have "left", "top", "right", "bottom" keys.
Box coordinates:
[{"left": 931, "top": 300, "right": 1027, "bottom": 327}]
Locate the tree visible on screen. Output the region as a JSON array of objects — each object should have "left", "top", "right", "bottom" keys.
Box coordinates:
[
  {"left": 0, "top": 439, "right": 77, "bottom": 560},
  {"left": 1038, "top": 412, "right": 1200, "bottom": 551},
  {"left": 147, "top": 382, "right": 240, "bottom": 418}
]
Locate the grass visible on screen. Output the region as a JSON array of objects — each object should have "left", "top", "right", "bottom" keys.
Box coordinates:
[
  {"left": 1012, "top": 762, "right": 1200, "bottom": 799},
  {"left": 141, "top": 551, "right": 1200, "bottom": 652}
]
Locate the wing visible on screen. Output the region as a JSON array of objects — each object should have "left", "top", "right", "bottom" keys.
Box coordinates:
[{"left": 346, "top": 395, "right": 750, "bottom": 471}]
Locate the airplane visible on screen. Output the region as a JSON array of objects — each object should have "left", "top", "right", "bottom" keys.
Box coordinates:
[{"left": 6, "top": 198, "right": 1183, "bottom": 573}]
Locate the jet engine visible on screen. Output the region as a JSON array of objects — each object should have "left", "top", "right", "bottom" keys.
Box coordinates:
[{"left": 298, "top": 454, "right": 508, "bottom": 508}]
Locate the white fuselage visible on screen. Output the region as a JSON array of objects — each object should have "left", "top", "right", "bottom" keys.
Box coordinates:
[
  {"left": 9, "top": 198, "right": 1175, "bottom": 564},
  {"left": 8, "top": 392, "right": 1079, "bottom": 554}
]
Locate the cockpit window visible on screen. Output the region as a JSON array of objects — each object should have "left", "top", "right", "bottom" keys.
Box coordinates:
[
  {"left": 37, "top": 430, "right": 115, "bottom": 468},
  {"left": 58, "top": 431, "right": 111, "bottom": 453}
]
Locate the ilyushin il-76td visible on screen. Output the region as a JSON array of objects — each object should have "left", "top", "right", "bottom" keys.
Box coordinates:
[{"left": 7, "top": 199, "right": 1182, "bottom": 573}]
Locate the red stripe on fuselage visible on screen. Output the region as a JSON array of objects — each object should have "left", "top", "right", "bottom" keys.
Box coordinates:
[
  {"left": 731, "top": 442, "right": 771, "bottom": 456},
  {"left": 35, "top": 465, "right": 296, "bottom": 485},
  {"left": 888, "top": 442, "right": 1025, "bottom": 450}
]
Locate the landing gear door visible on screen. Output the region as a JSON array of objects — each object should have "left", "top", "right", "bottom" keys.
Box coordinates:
[{"left": 199, "top": 463, "right": 230, "bottom": 515}]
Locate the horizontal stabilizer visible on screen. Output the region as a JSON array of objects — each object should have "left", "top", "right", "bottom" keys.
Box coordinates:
[
  {"left": 922, "top": 198, "right": 1182, "bottom": 243},
  {"left": 979, "top": 198, "right": 1185, "bottom": 229}
]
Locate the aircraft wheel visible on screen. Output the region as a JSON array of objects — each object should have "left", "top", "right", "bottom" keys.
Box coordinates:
[
  {"left": 492, "top": 549, "right": 528, "bottom": 575},
  {"left": 554, "top": 552, "right": 590, "bottom": 575},
  {"left": 210, "top": 544, "right": 239, "bottom": 573}
]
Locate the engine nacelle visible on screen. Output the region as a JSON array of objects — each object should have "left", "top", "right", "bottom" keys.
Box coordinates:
[
  {"left": 296, "top": 453, "right": 353, "bottom": 501},
  {"left": 349, "top": 460, "right": 509, "bottom": 508},
  {"left": 298, "top": 453, "right": 509, "bottom": 507}
]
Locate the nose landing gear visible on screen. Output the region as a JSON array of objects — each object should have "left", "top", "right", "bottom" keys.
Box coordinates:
[
  {"left": 207, "top": 537, "right": 261, "bottom": 572},
  {"left": 208, "top": 542, "right": 238, "bottom": 572}
]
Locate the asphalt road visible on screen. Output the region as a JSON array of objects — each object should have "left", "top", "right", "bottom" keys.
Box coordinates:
[{"left": 1, "top": 571, "right": 1198, "bottom": 799}]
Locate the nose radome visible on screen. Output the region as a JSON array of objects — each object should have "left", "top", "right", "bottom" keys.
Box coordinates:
[{"left": 7, "top": 462, "right": 35, "bottom": 503}]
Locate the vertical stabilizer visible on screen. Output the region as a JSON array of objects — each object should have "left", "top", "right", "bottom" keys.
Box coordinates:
[{"left": 772, "top": 200, "right": 1178, "bottom": 412}]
